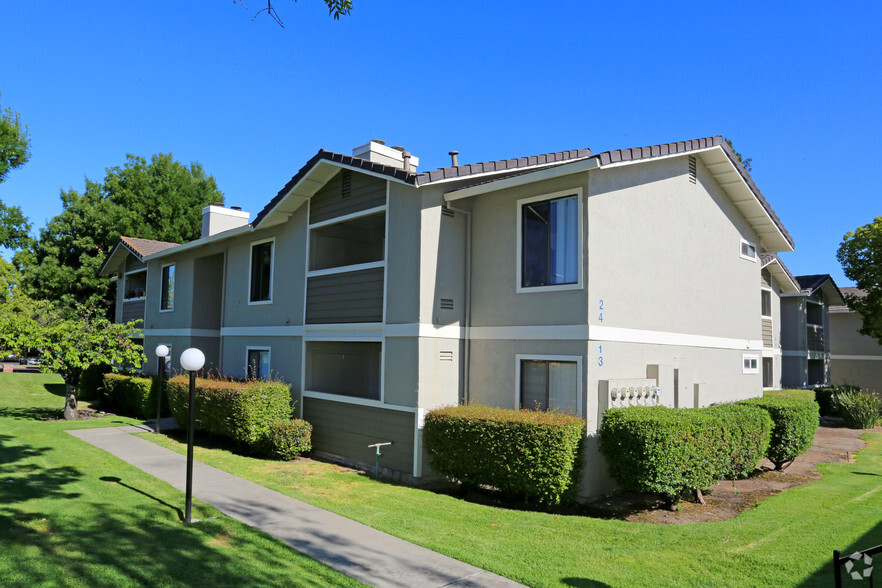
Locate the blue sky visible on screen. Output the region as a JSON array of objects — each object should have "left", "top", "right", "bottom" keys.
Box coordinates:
[{"left": 2, "top": 1, "right": 880, "bottom": 285}]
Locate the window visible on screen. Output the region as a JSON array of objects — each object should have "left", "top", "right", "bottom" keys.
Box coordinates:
[
  {"left": 247, "top": 348, "right": 271, "bottom": 380},
  {"left": 249, "top": 239, "right": 274, "bottom": 303},
  {"left": 124, "top": 270, "right": 146, "bottom": 300},
  {"left": 743, "top": 354, "right": 759, "bottom": 374},
  {"left": 519, "top": 192, "right": 580, "bottom": 290},
  {"left": 306, "top": 341, "right": 381, "bottom": 401},
  {"left": 518, "top": 356, "right": 581, "bottom": 415},
  {"left": 309, "top": 211, "right": 385, "bottom": 272},
  {"left": 740, "top": 239, "right": 757, "bottom": 261},
  {"left": 160, "top": 264, "right": 175, "bottom": 311},
  {"left": 761, "top": 289, "right": 772, "bottom": 317}
]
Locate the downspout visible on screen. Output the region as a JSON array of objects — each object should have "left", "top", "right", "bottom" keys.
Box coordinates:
[{"left": 444, "top": 200, "right": 472, "bottom": 404}]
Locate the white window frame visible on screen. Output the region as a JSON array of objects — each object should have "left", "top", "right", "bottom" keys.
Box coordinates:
[
  {"left": 245, "top": 346, "right": 272, "bottom": 380},
  {"left": 742, "top": 353, "right": 760, "bottom": 374},
  {"left": 306, "top": 206, "right": 387, "bottom": 279},
  {"left": 516, "top": 188, "right": 584, "bottom": 294},
  {"left": 514, "top": 354, "right": 583, "bottom": 417},
  {"left": 248, "top": 237, "right": 275, "bottom": 306},
  {"left": 761, "top": 287, "right": 773, "bottom": 318},
  {"left": 740, "top": 238, "right": 757, "bottom": 262},
  {"left": 159, "top": 263, "right": 175, "bottom": 313},
  {"left": 123, "top": 268, "right": 147, "bottom": 302}
]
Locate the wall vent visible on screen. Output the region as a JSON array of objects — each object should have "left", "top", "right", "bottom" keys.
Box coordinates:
[
  {"left": 688, "top": 156, "right": 697, "bottom": 184},
  {"left": 439, "top": 350, "right": 454, "bottom": 362},
  {"left": 341, "top": 170, "right": 352, "bottom": 199},
  {"left": 441, "top": 208, "right": 455, "bottom": 218},
  {"left": 440, "top": 298, "right": 454, "bottom": 310}
]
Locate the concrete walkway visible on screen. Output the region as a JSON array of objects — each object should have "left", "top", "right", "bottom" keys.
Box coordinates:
[{"left": 67, "top": 422, "right": 523, "bottom": 588}]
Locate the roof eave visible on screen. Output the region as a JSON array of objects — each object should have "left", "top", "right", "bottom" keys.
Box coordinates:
[
  {"left": 143, "top": 224, "right": 254, "bottom": 261},
  {"left": 98, "top": 239, "right": 140, "bottom": 276},
  {"left": 443, "top": 157, "right": 599, "bottom": 201},
  {"left": 761, "top": 258, "right": 800, "bottom": 294}
]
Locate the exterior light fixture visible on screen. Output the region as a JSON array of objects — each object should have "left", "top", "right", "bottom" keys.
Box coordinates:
[
  {"left": 180, "top": 347, "right": 205, "bottom": 524},
  {"left": 154, "top": 345, "right": 169, "bottom": 434}
]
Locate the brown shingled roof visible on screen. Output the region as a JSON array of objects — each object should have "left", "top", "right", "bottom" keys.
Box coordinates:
[
  {"left": 417, "top": 148, "right": 593, "bottom": 185},
  {"left": 120, "top": 236, "right": 179, "bottom": 258},
  {"left": 252, "top": 149, "right": 418, "bottom": 228}
]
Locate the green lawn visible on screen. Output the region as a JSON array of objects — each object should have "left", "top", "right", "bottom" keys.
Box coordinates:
[
  {"left": 0, "top": 373, "right": 361, "bottom": 587},
  {"left": 142, "top": 394, "right": 882, "bottom": 587}
]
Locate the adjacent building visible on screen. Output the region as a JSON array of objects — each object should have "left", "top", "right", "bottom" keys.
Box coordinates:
[
  {"left": 829, "top": 288, "right": 882, "bottom": 392},
  {"left": 101, "top": 135, "right": 795, "bottom": 497}
]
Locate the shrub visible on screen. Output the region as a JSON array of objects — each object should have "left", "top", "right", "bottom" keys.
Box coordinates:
[
  {"left": 165, "top": 376, "right": 293, "bottom": 447},
  {"left": 705, "top": 404, "right": 774, "bottom": 479},
  {"left": 78, "top": 364, "right": 112, "bottom": 401},
  {"left": 833, "top": 391, "right": 882, "bottom": 429},
  {"left": 102, "top": 372, "right": 156, "bottom": 419},
  {"left": 599, "top": 405, "right": 771, "bottom": 505},
  {"left": 258, "top": 419, "right": 312, "bottom": 460},
  {"left": 423, "top": 405, "right": 585, "bottom": 505},
  {"left": 739, "top": 396, "right": 819, "bottom": 469},
  {"left": 814, "top": 385, "right": 860, "bottom": 417}
]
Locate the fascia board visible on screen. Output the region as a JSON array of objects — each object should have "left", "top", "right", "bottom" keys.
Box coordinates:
[{"left": 443, "top": 158, "right": 598, "bottom": 201}]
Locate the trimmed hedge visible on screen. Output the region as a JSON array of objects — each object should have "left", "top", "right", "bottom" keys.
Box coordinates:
[
  {"left": 833, "top": 391, "right": 882, "bottom": 429},
  {"left": 165, "top": 376, "right": 293, "bottom": 447},
  {"left": 102, "top": 373, "right": 157, "bottom": 419},
  {"left": 599, "top": 405, "right": 772, "bottom": 503},
  {"left": 79, "top": 364, "right": 112, "bottom": 401},
  {"left": 739, "top": 396, "right": 819, "bottom": 469},
  {"left": 258, "top": 419, "right": 312, "bottom": 460},
  {"left": 705, "top": 404, "right": 774, "bottom": 479},
  {"left": 424, "top": 405, "right": 585, "bottom": 505}
]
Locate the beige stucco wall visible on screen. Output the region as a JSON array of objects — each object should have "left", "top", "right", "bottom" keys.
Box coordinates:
[{"left": 830, "top": 310, "right": 882, "bottom": 391}]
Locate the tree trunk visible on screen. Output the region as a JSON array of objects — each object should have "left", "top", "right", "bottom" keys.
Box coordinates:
[{"left": 63, "top": 384, "right": 79, "bottom": 420}]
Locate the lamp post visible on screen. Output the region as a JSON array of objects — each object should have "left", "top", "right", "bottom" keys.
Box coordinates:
[
  {"left": 179, "top": 347, "right": 205, "bottom": 524},
  {"left": 154, "top": 345, "right": 169, "bottom": 434}
]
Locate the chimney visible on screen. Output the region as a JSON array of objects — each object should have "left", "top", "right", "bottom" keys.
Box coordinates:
[
  {"left": 449, "top": 150, "right": 459, "bottom": 167},
  {"left": 201, "top": 205, "right": 250, "bottom": 238},
  {"left": 352, "top": 140, "right": 419, "bottom": 172}
]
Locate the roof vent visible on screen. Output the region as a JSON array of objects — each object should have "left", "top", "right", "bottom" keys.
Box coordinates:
[
  {"left": 352, "top": 140, "right": 419, "bottom": 172},
  {"left": 449, "top": 150, "right": 459, "bottom": 166},
  {"left": 688, "top": 156, "right": 697, "bottom": 184}
]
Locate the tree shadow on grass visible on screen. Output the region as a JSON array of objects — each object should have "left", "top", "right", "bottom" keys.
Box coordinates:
[
  {"left": 0, "top": 406, "right": 62, "bottom": 421},
  {"left": 0, "top": 432, "right": 353, "bottom": 587},
  {"left": 42, "top": 383, "right": 67, "bottom": 398}
]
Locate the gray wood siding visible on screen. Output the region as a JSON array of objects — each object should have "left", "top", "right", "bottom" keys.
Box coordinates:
[
  {"left": 309, "top": 171, "right": 386, "bottom": 224},
  {"left": 125, "top": 256, "right": 146, "bottom": 272},
  {"left": 121, "top": 300, "right": 145, "bottom": 323},
  {"left": 306, "top": 268, "right": 384, "bottom": 324},
  {"left": 762, "top": 317, "right": 773, "bottom": 347},
  {"left": 303, "top": 398, "right": 415, "bottom": 473},
  {"left": 760, "top": 269, "right": 770, "bottom": 288}
]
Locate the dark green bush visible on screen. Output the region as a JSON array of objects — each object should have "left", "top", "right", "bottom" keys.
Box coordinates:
[
  {"left": 258, "top": 419, "right": 312, "bottom": 460},
  {"left": 705, "top": 404, "right": 774, "bottom": 479},
  {"left": 739, "top": 396, "right": 819, "bottom": 469},
  {"left": 423, "top": 405, "right": 585, "bottom": 505},
  {"left": 102, "top": 373, "right": 156, "bottom": 419},
  {"left": 79, "top": 364, "right": 112, "bottom": 401},
  {"left": 599, "top": 405, "right": 772, "bottom": 504},
  {"left": 814, "top": 385, "right": 859, "bottom": 416},
  {"left": 833, "top": 391, "right": 882, "bottom": 429},
  {"left": 165, "top": 376, "right": 293, "bottom": 447}
]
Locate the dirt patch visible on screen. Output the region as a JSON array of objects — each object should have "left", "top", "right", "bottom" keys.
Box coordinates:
[{"left": 586, "top": 421, "right": 873, "bottom": 524}]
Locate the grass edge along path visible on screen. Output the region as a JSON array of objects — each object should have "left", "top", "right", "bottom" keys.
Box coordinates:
[
  {"left": 142, "top": 422, "right": 882, "bottom": 587},
  {"left": 0, "top": 373, "right": 363, "bottom": 587}
]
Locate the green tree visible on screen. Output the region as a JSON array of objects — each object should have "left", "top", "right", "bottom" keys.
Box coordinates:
[
  {"left": 724, "top": 137, "right": 753, "bottom": 173},
  {"left": 238, "top": 0, "right": 352, "bottom": 26},
  {"left": 1, "top": 297, "right": 144, "bottom": 418},
  {"left": 837, "top": 216, "right": 882, "bottom": 344},
  {"left": 17, "top": 153, "right": 223, "bottom": 313},
  {"left": 0, "top": 94, "right": 32, "bottom": 248}
]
